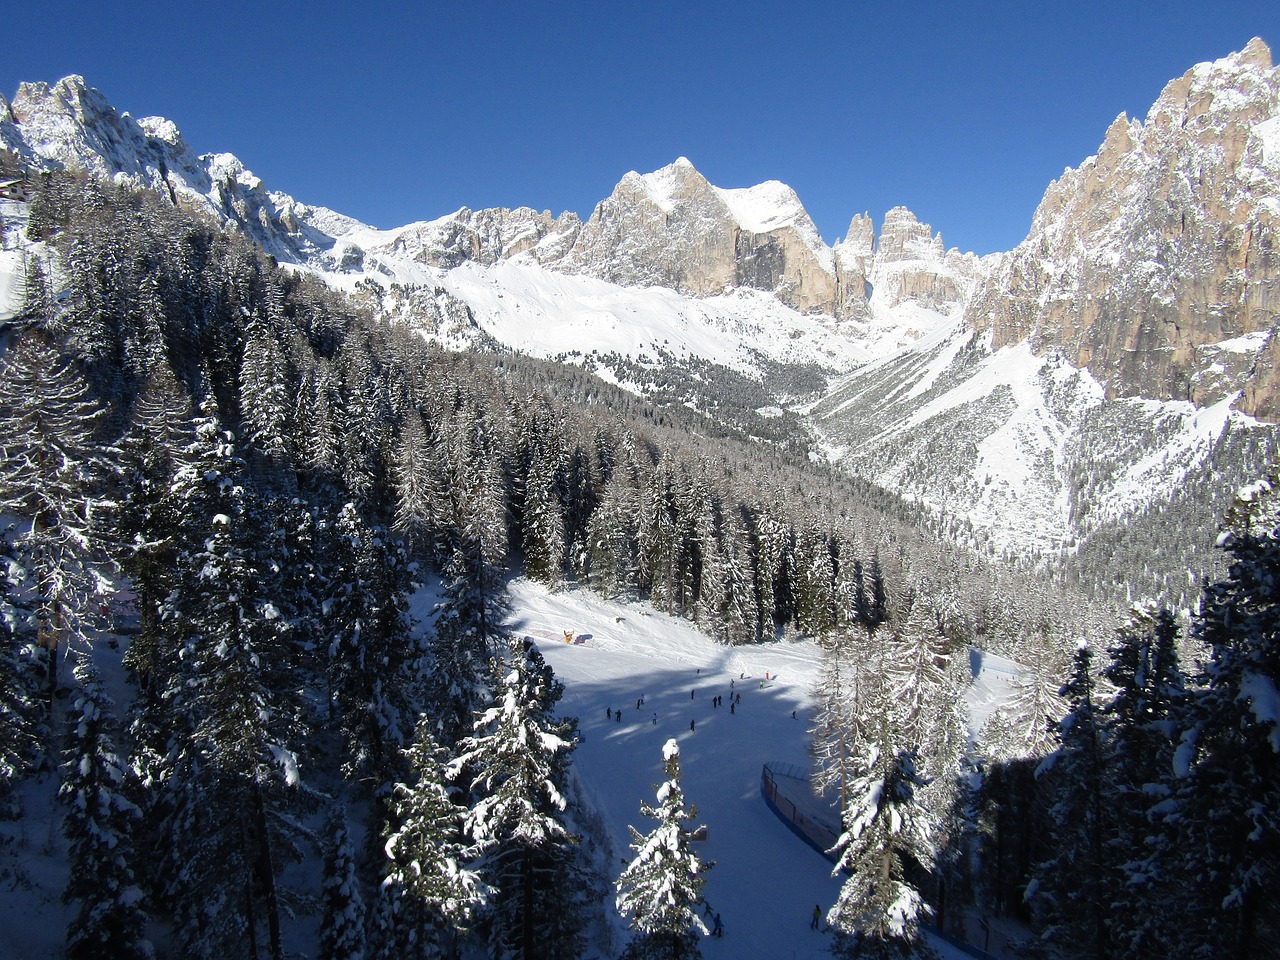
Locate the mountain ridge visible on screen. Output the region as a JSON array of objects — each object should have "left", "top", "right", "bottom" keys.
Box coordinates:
[{"left": 2, "top": 41, "right": 1277, "bottom": 566}]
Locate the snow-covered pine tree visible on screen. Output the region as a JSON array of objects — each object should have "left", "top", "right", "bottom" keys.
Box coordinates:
[
  {"left": 381, "top": 721, "right": 491, "bottom": 959},
  {"left": 827, "top": 743, "right": 936, "bottom": 960},
  {"left": 720, "top": 507, "right": 762, "bottom": 644},
  {"left": 238, "top": 316, "right": 294, "bottom": 472},
  {"left": 152, "top": 408, "right": 309, "bottom": 960},
  {"left": 586, "top": 469, "right": 641, "bottom": 598},
  {"left": 883, "top": 595, "right": 966, "bottom": 854},
  {"left": 1098, "top": 605, "right": 1185, "bottom": 960},
  {"left": 754, "top": 508, "right": 796, "bottom": 632},
  {"left": 440, "top": 401, "right": 509, "bottom": 571},
  {"left": 448, "top": 636, "right": 582, "bottom": 960},
  {"left": 1167, "top": 473, "right": 1280, "bottom": 958},
  {"left": 430, "top": 529, "right": 505, "bottom": 748},
  {"left": 1028, "top": 641, "right": 1110, "bottom": 958},
  {"left": 295, "top": 366, "right": 343, "bottom": 483},
  {"left": 615, "top": 738, "right": 712, "bottom": 960},
  {"left": 335, "top": 333, "right": 390, "bottom": 507},
  {"left": 318, "top": 807, "right": 367, "bottom": 960},
  {"left": 794, "top": 530, "right": 838, "bottom": 638},
  {"left": 59, "top": 664, "right": 152, "bottom": 960},
  {"left": 117, "top": 366, "right": 194, "bottom": 698},
  {"left": 0, "top": 531, "right": 42, "bottom": 813},
  {"left": 980, "top": 640, "right": 1070, "bottom": 764},
  {"left": 0, "top": 329, "right": 110, "bottom": 706},
  {"left": 810, "top": 628, "right": 861, "bottom": 818},
  {"left": 391, "top": 411, "right": 444, "bottom": 562},
  {"left": 518, "top": 416, "right": 569, "bottom": 587},
  {"left": 326, "top": 502, "right": 419, "bottom": 786}
]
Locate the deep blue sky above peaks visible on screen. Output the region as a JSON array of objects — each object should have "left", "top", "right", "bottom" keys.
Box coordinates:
[{"left": 7, "top": 1, "right": 1278, "bottom": 255}]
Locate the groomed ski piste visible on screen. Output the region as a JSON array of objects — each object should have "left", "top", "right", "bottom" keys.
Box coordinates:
[
  {"left": 0, "top": 574, "right": 1002, "bottom": 958},
  {"left": 499, "top": 578, "right": 982, "bottom": 960}
]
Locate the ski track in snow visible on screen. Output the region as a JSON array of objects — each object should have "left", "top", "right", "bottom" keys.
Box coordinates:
[
  {"left": 1, "top": 577, "right": 992, "bottom": 959},
  {"left": 504, "top": 579, "right": 977, "bottom": 960}
]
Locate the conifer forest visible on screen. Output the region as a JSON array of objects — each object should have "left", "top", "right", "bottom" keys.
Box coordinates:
[{"left": 1, "top": 167, "right": 1278, "bottom": 960}]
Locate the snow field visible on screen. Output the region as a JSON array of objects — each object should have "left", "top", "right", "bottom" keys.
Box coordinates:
[{"left": 504, "top": 579, "right": 974, "bottom": 959}]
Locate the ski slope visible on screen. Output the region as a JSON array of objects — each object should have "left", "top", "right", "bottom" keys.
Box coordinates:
[
  {"left": 0, "top": 575, "right": 994, "bottom": 959},
  {"left": 504, "top": 579, "right": 977, "bottom": 959}
]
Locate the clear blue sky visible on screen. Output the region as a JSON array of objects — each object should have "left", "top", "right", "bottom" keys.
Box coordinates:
[{"left": 6, "top": 1, "right": 1278, "bottom": 255}]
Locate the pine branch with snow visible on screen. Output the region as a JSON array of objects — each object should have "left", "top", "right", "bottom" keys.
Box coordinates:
[{"left": 615, "top": 739, "right": 713, "bottom": 960}]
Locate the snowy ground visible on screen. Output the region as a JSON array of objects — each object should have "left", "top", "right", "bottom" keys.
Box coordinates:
[
  {"left": 0, "top": 576, "right": 995, "bottom": 959},
  {"left": 503, "top": 579, "right": 978, "bottom": 960}
]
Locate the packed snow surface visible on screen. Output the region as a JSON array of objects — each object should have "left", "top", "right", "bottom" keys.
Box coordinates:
[{"left": 505, "top": 578, "right": 980, "bottom": 959}]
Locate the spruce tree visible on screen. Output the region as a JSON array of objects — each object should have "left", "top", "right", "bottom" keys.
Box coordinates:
[
  {"left": 1029, "top": 641, "right": 1110, "bottom": 958},
  {"left": 0, "top": 330, "right": 109, "bottom": 706},
  {"left": 59, "top": 664, "right": 152, "bottom": 960},
  {"left": 326, "top": 502, "right": 420, "bottom": 786},
  {"left": 318, "top": 807, "right": 367, "bottom": 960},
  {"left": 1169, "top": 473, "right": 1280, "bottom": 958},
  {"left": 1098, "top": 605, "right": 1185, "bottom": 960},
  {"left": 382, "top": 722, "right": 491, "bottom": 959},
  {"left": 430, "top": 533, "right": 503, "bottom": 747},
  {"left": 827, "top": 744, "right": 936, "bottom": 960},
  {"left": 0, "top": 531, "right": 42, "bottom": 813},
  {"left": 153, "top": 406, "right": 308, "bottom": 960},
  {"left": 615, "top": 738, "right": 712, "bottom": 960},
  {"left": 448, "top": 637, "right": 581, "bottom": 960}
]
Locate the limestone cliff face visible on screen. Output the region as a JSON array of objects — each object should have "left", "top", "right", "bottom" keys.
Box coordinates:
[
  {"left": 385, "top": 206, "right": 581, "bottom": 269},
  {"left": 868, "top": 207, "right": 978, "bottom": 312},
  {"left": 833, "top": 213, "right": 875, "bottom": 322},
  {"left": 0, "top": 76, "right": 368, "bottom": 271},
  {"left": 966, "top": 38, "right": 1280, "bottom": 419},
  {"left": 555, "top": 158, "right": 839, "bottom": 316}
]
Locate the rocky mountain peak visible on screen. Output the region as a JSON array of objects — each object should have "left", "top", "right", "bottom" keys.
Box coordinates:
[
  {"left": 967, "top": 39, "right": 1280, "bottom": 420},
  {"left": 864, "top": 207, "right": 978, "bottom": 316},
  {"left": 557, "top": 157, "right": 840, "bottom": 314},
  {"left": 874, "top": 206, "right": 942, "bottom": 263}
]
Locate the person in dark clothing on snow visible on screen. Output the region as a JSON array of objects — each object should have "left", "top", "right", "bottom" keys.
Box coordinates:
[{"left": 811, "top": 904, "right": 822, "bottom": 930}]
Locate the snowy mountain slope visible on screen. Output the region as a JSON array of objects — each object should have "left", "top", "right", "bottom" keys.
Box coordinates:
[
  {"left": 508, "top": 578, "right": 983, "bottom": 960},
  {"left": 0, "top": 77, "right": 367, "bottom": 271},
  {"left": 812, "top": 317, "right": 1274, "bottom": 575},
  {"left": 0, "top": 574, "right": 990, "bottom": 960},
  {"left": 967, "top": 37, "right": 1280, "bottom": 420},
  {"left": 0, "top": 80, "right": 967, "bottom": 380},
  {"left": 329, "top": 254, "right": 870, "bottom": 384},
  {"left": 4, "top": 43, "right": 1278, "bottom": 573}
]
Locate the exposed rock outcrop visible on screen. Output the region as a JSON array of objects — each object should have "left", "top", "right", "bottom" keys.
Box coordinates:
[
  {"left": 868, "top": 206, "right": 978, "bottom": 313},
  {"left": 385, "top": 206, "right": 581, "bottom": 270},
  {"left": 966, "top": 37, "right": 1280, "bottom": 419},
  {"left": 553, "top": 158, "right": 840, "bottom": 316}
]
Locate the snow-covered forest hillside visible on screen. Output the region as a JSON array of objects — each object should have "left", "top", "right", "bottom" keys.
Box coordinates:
[{"left": 0, "top": 39, "right": 1278, "bottom": 960}]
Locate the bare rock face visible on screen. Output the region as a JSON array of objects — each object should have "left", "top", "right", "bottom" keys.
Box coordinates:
[
  {"left": 868, "top": 207, "right": 978, "bottom": 312},
  {"left": 385, "top": 206, "right": 581, "bottom": 269},
  {"left": 0, "top": 76, "right": 365, "bottom": 270},
  {"left": 967, "top": 38, "right": 1280, "bottom": 419},
  {"left": 834, "top": 213, "right": 875, "bottom": 322},
  {"left": 554, "top": 158, "right": 838, "bottom": 315}
]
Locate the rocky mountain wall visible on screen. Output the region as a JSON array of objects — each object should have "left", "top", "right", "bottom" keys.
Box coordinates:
[{"left": 966, "top": 38, "right": 1280, "bottom": 419}]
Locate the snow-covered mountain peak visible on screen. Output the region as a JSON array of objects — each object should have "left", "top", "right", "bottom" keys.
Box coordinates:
[
  {"left": 966, "top": 38, "right": 1280, "bottom": 420},
  {"left": 713, "top": 178, "right": 808, "bottom": 233},
  {"left": 631, "top": 156, "right": 703, "bottom": 213}
]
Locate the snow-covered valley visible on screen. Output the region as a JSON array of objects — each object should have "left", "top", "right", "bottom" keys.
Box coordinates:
[{"left": 1, "top": 578, "right": 1005, "bottom": 959}]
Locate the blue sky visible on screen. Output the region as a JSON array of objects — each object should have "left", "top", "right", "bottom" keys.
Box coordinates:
[{"left": 6, "top": 1, "right": 1277, "bottom": 255}]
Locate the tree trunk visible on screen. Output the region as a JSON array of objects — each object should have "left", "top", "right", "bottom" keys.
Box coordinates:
[{"left": 251, "top": 778, "right": 283, "bottom": 960}]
